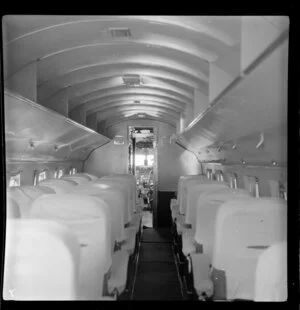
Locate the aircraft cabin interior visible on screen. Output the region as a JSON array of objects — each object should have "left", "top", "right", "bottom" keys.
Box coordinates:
[{"left": 1, "top": 15, "right": 294, "bottom": 303}]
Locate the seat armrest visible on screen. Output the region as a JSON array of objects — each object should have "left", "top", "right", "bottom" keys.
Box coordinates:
[{"left": 190, "top": 253, "right": 214, "bottom": 298}]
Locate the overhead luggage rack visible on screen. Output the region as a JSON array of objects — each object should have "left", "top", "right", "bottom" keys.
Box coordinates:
[{"left": 4, "top": 90, "right": 111, "bottom": 162}]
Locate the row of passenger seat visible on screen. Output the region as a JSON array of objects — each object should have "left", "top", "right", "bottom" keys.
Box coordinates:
[
  {"left": 171, "top": 174, "right": 287, "bottom": 302},
  {"left": 4, "top": 172, "right": 142, "bottom": 300}
]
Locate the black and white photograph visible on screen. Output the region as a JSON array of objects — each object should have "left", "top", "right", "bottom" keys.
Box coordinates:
[{"left": 0, "top": 14, "right": 297, "bottom": 306}]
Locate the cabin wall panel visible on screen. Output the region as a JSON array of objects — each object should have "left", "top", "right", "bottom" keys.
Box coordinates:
[
  {"left": 84, "top": 141, "right": 128, "bottom": 177},
  {"left": 202, "top": 162, "right": 286, "bottom": 197},
  {"left": 86, "top": 113, "right": 98, "bottom": 131},
  {"left": 240, "top": 16, "right": 287, "bottom": 71},
  {"left": 5, "top": 161, "right": 83, "bottom": 187},
  {"left": 209, "top": 63, "right": 235, "bottom": 103},
  {"left": 5, "top": 62, "right": 37, "bottom": 102},
  {"left": 41, "top": 88, "right": 69, "bottom": 117},
  {"left": 193, "top": 89, "right": 209, "bottom": 119},
  {"left": 69, "top": 106, "right": 86, "bottom": 125}
]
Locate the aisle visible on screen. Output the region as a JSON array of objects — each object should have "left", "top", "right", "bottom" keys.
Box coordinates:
[{"left": 131, "top": 228, "right": 183, "bottom": 300}]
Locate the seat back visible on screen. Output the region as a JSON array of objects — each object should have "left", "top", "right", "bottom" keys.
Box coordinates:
[
  {"left": 92, "top": 180, "right": 130, "bottom": 225},
  {"left": 177, "top": 175, "right": 206, "bottom": 212},
  {"left": 194, "top": 189, "right": 252, "bottom": 261},
  {"left": 106, "top": 174, "right": 137, "bottom": 212},
  {"left": 212, "top": 198, "right": 287, "bottom": 301},
  {"left": 178, "top": 176, "right": 209, "bottom": 214},
  {"left": 39, "top": 179, "right": 77, "bottom": 193},
  {"left": 6, "top": 197, "right": 21, "bottom": 219},
  {"left": 30, "top": 194, "right": 112, "bottom": 300},
  {"left": 62, "top": 174, "right": 91, "bottom": 184},
  {"left": 75, "top": 183, "right": 126, "bottom": 244},
  {"left": 101, "top": 177, "right": 133, "bottom": 223},
  {"left": 78, "top": 173, "right": 99, "bottom": 181},
  {"left": 185, "top": 181, "right": 229, "bottom": 225},
  {"left": 254, "top": 241, "right": 287, "bottom": 301},
  {"left": 7, "top": 186, "right": 55, "bottom": 218},
  {"left": 3, "top": 219, "right": 80, "bottom": 300}
]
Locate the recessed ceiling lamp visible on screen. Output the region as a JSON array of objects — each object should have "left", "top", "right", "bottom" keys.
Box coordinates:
[
  {"left": 122, "top": 74, "right": 142, "bottom": 87},
  {"left": 109, "top": 27, "right": 131, "bottom": 38}
]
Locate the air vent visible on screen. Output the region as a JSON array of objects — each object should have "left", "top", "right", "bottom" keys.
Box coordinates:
[
  {"left": 109, "top": 27, "right": 131, "bottom": 38},
  {"left": 122, "top": 74, "right": 141, "bottom": 87},
  {"left": 134, "top": 100, "right": 140, "bottom": 104}
]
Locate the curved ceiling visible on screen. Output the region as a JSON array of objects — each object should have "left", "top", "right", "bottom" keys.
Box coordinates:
[{"left": 3, "top": 15, "right": 247, "bottom": 129}]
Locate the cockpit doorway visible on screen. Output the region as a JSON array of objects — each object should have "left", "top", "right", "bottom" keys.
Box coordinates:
[{"left": 128, "top": 127, "right": 157, "bottom": 228}]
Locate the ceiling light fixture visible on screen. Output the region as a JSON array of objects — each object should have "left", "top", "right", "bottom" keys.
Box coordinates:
[{"left": 122, "top": 74, "right": 142, "bottom": 87}]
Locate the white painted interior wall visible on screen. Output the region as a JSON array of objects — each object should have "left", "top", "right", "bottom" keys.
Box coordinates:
[
  {"left": 6, "top": 161, "right": 83, "bottom": 186},
  {"left": 84, "top": 119, "right": 201, "bottom": 191}
]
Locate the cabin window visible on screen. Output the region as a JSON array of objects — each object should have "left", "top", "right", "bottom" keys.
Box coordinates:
[
  {"left": 9, "top": 172, "right": 21, "bottom": 187},
  {"left": 33, "top": 170, "right": 39, "bottom": 185},
  {"left": 38, "top": 171, "right": 47, "bottom": 183},
  {"left": 229, "top": 173, "right": 238, "bottom": 189},
  {"left": 57, "top": 169, "right": 64, "bottom": 179},
  {"left": 216, "top": 170, "right": 224, "bottom": 182},
  {"left": 255, "top": 178, "right": 260, "bottom": 198},
  {"left": 206, "top": 169, "right": 213, "bottom": 180},
  {"left": 245, "top": 176, "right": 259, "bottom": 197},
  {"left": 279, "top": 181, "right": 287, "bottom": 201}
]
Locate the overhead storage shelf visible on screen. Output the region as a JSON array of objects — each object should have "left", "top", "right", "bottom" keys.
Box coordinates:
[
  {"left": 176, "top": 29, "right": 288, "bottom": 153},
  {"left": 4, "top": 90, "right": 111, "bottom": 162}
]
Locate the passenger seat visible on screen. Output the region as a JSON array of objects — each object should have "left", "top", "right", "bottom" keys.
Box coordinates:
[
  {"left": 3, "top": 219, "right": 80, "bottom": 300},
  {"left": 30, "top": 193, "right": 112, "bottom": 300}
]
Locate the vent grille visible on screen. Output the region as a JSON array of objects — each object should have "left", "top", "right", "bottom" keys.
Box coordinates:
[
  {"left": 134, "top": 100, "right": 140, "bottom": 104},
  {"left": 109, "top": 27, "right": 131, "bottom": 38},
  {"left": 122, "top": 74, "right": 142, "bottom": 87}
]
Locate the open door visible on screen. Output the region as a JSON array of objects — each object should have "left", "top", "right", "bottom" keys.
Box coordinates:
[{"left": 128, "top": 127, "right": 157, "bottom": 228}]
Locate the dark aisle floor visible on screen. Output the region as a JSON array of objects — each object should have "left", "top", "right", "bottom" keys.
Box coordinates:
[{"left": 131, "top": 228, "right": 183, "bottom": 300}]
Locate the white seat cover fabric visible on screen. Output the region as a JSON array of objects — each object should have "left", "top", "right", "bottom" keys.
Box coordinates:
[
  {"left": 93, "top": 180, "right": 130, "bottom": 225},
  {"left": 212, "top": 198, "right": 287, "bottom": 300},
  {"left": 7, "top": 186, "right": 55, "bottom": 218},
  {"left": 62, "top": 174, "right": 91, "bottom": 184},
  {"left": 108, "top": 249, "right": 130, "bottom": 295},
  {"left": 6, "top": 197, "right": 21, "bottom": 219},
  {"left": 105, "top": 175, "right": 137, "bottom": 214},
  {"left": 170, "top": 199, "right": 178, "bottom": 211},
  {"left": 180, "top": 178, "right": 222, "bottom": 215},
  {"left": 122, "top": 227, "right": 137, "bottom": 255},
  {"left": 184, "top": 181, "right": 229, "bottom": 226},
  {"left": 108, "top": 174, "right": 137, "bottom": 207},
  {"left": 190, "top": 253, "right": 214, "bottom": 298},
  {"left": 254, "top": 241, "right": 287, "bottom": 301},
  {"left": 171, "top": 204, "right": 180, "bottom": 220},
  {"left": 177, "top": 175, "right": 207, "bottom": 214},
  {"left": 101, "top": 177, "right": 133, "bottom": 223},
  {"left": 76, "top": 173, "right": 99, "bottom": 181},
  {"left": 183, "top": 189, "right": 250, "bottom": 257},
  {"left": 194, "top": 188, "right": 252, "bottom": 261},
  {"left": 3, "top": 219, "right": 80, "bottom": 300},
  {"left": 39, "top": 179, "right": 77, "bottom": 194},
  {"left": 30, "top": 193, "right": 112, "bottom": 300},
  {"left": 74, "top": 184, "right": 126, "bottom": 243}
]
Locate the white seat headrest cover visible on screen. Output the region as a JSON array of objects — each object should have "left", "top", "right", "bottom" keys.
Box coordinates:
[
  {"left": 30, "top": 194, "right": 112, "bottom": 299},
  {"left": 212, "top": 197, "right": 287, "bottom": 300},
  {"left": 194, "top": 189, "right": 252, "bottom": 261},
  {"left": 3, "top": 219, "right": 80, "bottom": 300},
  {"left": 6, "top": 197, "right": 21, "bottom": 219},
  {"left": 254, "top": 241, "right": 287, "bottom": 301}
]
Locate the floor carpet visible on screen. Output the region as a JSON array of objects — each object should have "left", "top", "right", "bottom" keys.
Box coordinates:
[{"left": 131, "top": 228, "right": 183, "bottom": 300}]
